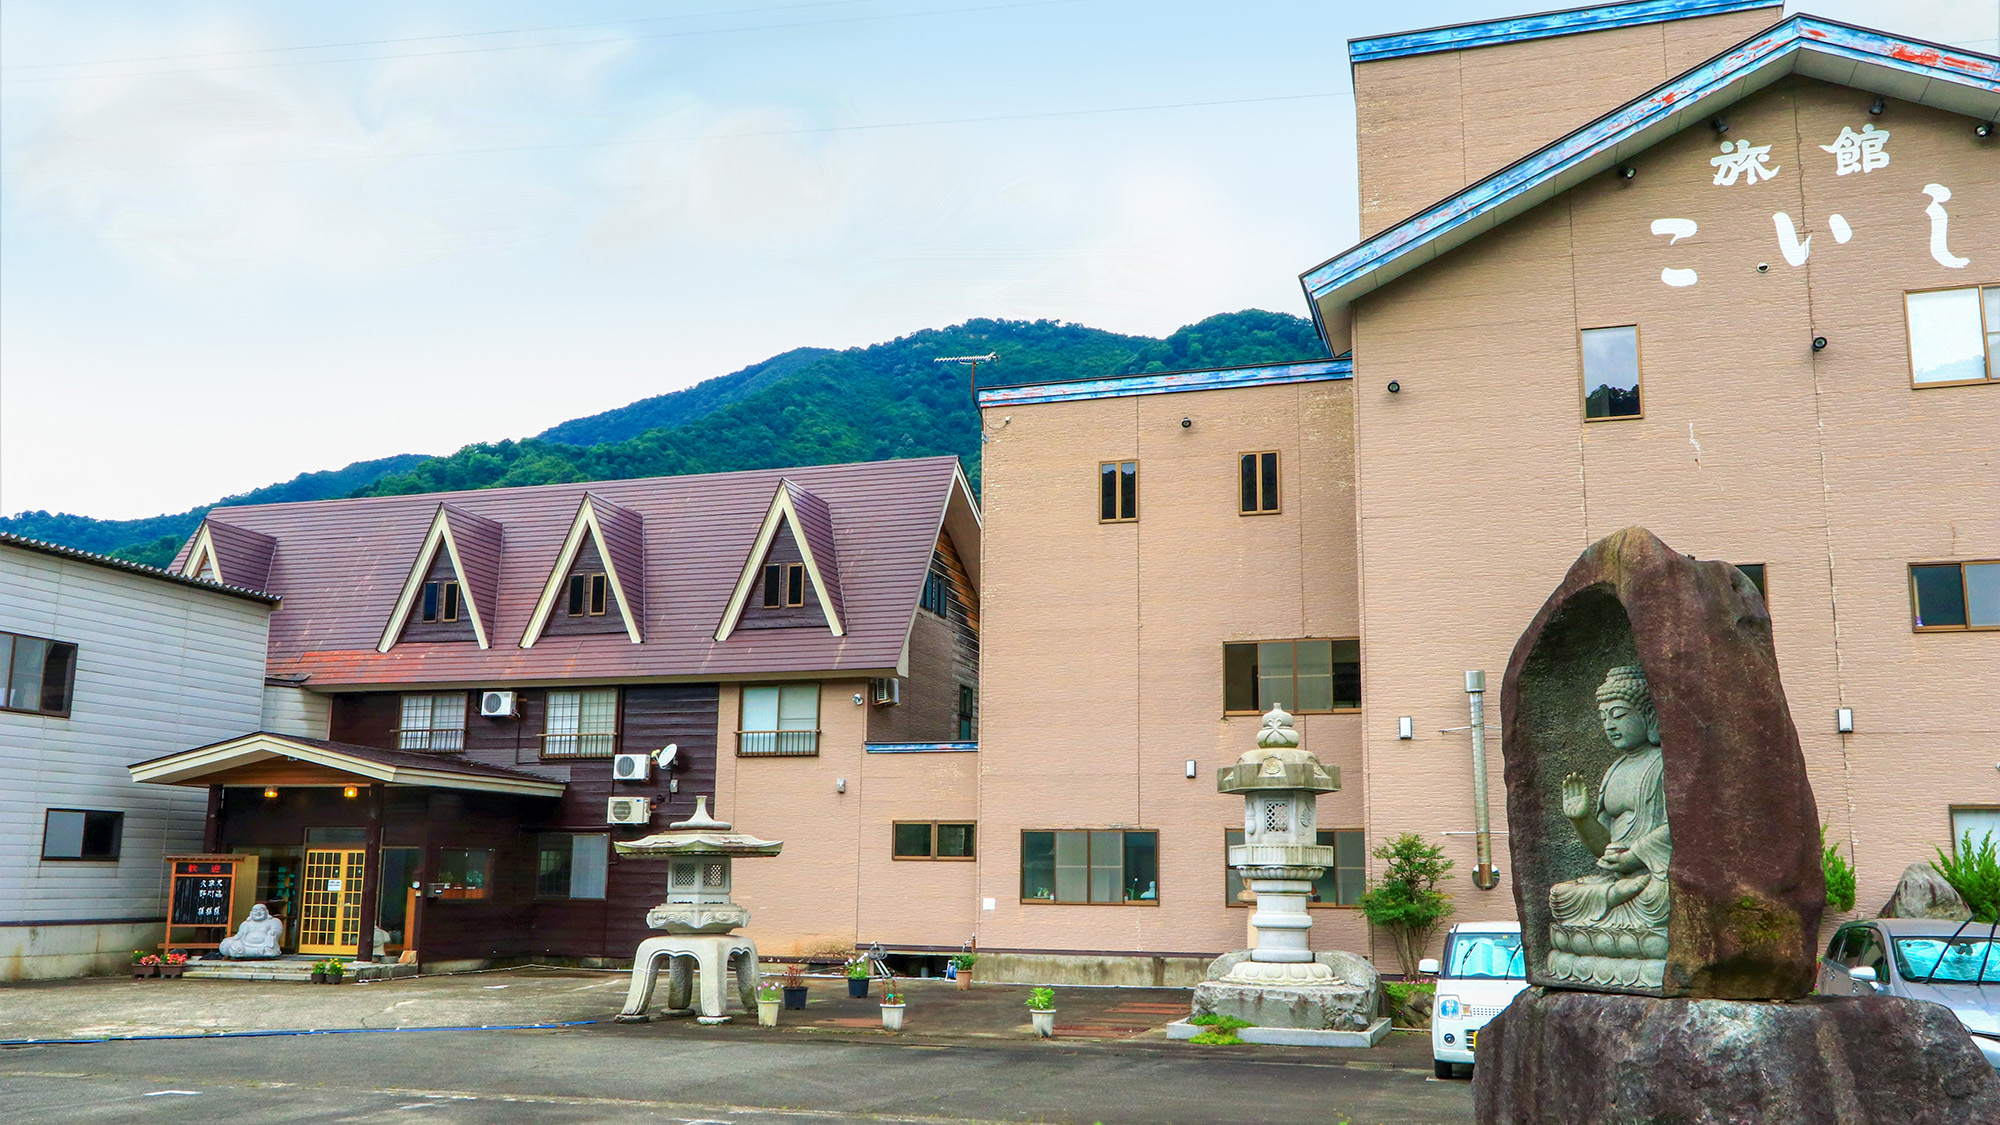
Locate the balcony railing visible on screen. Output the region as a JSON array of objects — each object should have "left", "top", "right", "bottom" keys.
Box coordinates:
[
  {"left": 542, "top": 732, "right": 616, "bottom": 758},
  {"left": 396, "top": 728, "right": 465, "bottom": 753},
  {"left": 736, "top": 729, "right": 820, "bottom": 757}
]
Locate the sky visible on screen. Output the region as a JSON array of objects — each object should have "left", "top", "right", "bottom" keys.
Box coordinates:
[{"left": 2, "top": 0, "right": 1995, "bottom": 520}]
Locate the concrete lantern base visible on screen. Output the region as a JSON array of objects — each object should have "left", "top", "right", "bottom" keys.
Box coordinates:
[
  {"left": 1168, "top": 1017, "right": 1392, "bottom": 1048},
  {"left": 1191, "top": 949, "right": 1382, "bottom": 1034}
]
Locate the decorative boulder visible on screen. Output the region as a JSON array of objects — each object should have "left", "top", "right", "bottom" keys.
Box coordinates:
[
  {"left": 1879, "top": 862, "right": 1974, "bottom": 921},
  {"left": 1474, "top": 990, "right": 2000, "bottom": 1124},
  {"left": 1500, "top": 527, "right": 1824, "bottom": 999}
]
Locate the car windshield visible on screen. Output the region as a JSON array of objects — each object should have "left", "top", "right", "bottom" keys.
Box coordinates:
[
  {"left": 1443, "top": 932, "right": 1525, "bottom": 979},
  {"left": 1893, "top": 937, "right": 2000, "bottom": 983}
]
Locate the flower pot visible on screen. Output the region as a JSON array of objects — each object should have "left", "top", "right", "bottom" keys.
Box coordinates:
[
  {"left": 312, "top": 971, "right": 327, "bottom": 983},
  {"left": 1030, "top": 1009, "right": 1056, "bottom": 1038},
  {"left": 848, "top": 977, "right": 869, "bottom": 999},
  {"left": 133, "top": 964, "right": 157, "bottom": 978},
  {"left": 880, "top": 1002, "right": 905, "bottom": 1031},
  {"left": 159, "top": 964, "right": 184, "bottom": 979},
  {"left": 757, "top": 999, "right": 780, "bottom": 1028},
  {"left": 782, "top": 986, "right": 809, "bottom": 1010},
  {"left": 957, "top": 972, "right": 972, "bottom": 991}
]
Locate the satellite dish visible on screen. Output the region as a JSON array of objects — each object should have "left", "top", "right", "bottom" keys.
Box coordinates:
[{"left": 654, "top": 743, "right": 678, "bottom": 770}]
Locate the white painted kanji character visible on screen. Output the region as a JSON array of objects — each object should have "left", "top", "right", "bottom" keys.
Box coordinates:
[
  {"left": 1649, "top": 218, "right": 1697, "bottom": 286},
  {"left": 1923, "top": 184, "right": 1969, "bottom": 268},
  {"left": 1819, "top": 124, "right": 1890, "bottom": 175},
  {"left": 1710, "top": 139, "right": 1780, "bottom": 187}
]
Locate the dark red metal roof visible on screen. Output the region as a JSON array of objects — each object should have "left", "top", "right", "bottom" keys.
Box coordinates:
[
  {"left": 172, "top": 457, "right": 968, "bottom": 686},
  {"left": 439, "top": 503, "right": 504, "bottom": 638},
  {"left": 204, "top": 520, "right": 277, "bottom": 593},
  {"left": 785, "top": 481, "right": 844, "bottom": 624}
]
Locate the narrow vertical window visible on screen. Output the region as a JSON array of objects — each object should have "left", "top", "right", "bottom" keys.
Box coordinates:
[
  {"left": 421, "top": 582, "right": 440, "bottom": 623},
  {"left": 1239, "top": 452, "right": 1279, "bottom": 514},
  {"left": 957, "top": 684, "right": 976, "bottom": 740},
  {"left": 1099, "top": 461, "right": 1137, "bottom": 522},
  {"left": 1581, "top": 325, "right": 1642, "bottom": 420},
  {"left": 567, "top": 574, "right": 587, "bottom": 617},
  {"left": 589, "top": 573, "right": 608, "bottom": 616},
  {"left": 786, "top": 563, "right": 805, "bottom": 607},
  {"left": 762, "top": 564, "right": 782, "bottom": 608},
  {"left": 441, "top": 581, "right": 460, "bottom": 622}
]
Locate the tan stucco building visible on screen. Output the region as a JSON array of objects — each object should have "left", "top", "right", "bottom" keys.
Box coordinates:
[{"left": 974, "top": 0, "right": 1999, "bottom": 978}]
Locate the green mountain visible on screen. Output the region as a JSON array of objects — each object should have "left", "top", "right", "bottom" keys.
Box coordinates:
[{"left": 8, "top": 310, "right": 1326, "bottom": 567}]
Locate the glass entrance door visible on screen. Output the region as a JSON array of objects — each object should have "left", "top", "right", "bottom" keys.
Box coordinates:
[
  {"left": 298, "top": 849, "right": 366, "bottom": 955},
  {"left": 377, "top": 847, "right": 421, "bottom": 954}
]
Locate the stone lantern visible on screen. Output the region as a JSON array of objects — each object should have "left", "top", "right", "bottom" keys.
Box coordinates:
[
  {"left": 613, "top": 796, "right": 782, "bottom": 1024},
  {"left": 1184, "top": 705, "right": 1386, "bottom": 1044}
]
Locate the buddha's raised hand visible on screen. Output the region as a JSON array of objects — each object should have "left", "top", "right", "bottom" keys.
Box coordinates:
[{"left": 1561, "top": 772, "right": 1591, "bottom": 820}]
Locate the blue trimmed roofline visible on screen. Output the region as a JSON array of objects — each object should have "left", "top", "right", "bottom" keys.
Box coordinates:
[
  {"left": 974, "top": 358, "right": 1351, "bottom": 408},
  {"left": 1304, "top": 15, "right": 2000, "bottom": 347},
  {"left": 1349, "top": 0, "right": 1779, "bottom": 64}
]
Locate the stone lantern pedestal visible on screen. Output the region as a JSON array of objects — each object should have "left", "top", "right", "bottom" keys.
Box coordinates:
[
  {"left": 612, "top": 797, "right": 782, "bottom": 1025},
  {"left": 1179, "top": 707, "right": 1388, "bottom": 1047}
]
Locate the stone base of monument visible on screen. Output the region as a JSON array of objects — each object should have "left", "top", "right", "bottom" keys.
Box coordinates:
[
  {"left": 183, "top": 955, "right": 418, "bottom": 983},
  {"left": 1175, "top": 950, "right": 1388, "bottom": 1049},
  {"left": 1474, "top": 989, "right": 2000, "bottom": 1124}
]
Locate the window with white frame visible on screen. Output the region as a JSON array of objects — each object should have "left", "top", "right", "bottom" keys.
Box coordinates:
[
  {"left": 1906, "top": 285, "right": 2000, "bottom": 386},
  {"left": 737, "top": 683, "right": 819, "bottom": 756},
  {"left": 1952, "top": 808, "right": 2000, "bottom": 855},
  {"left": 397, "top": 693, "right": 467, "bottom": 751},
  {"left": 544, "top": 689, "right": 617, "bottom": 758}
]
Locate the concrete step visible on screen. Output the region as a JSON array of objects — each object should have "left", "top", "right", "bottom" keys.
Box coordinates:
[{"left": 182, "top": 959, "right": 418, "bottom": 983}]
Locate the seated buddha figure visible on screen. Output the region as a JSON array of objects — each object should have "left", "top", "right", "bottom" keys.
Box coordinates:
[{"left": 1547, "top": 665, "right": 1671, "bottom": 989}]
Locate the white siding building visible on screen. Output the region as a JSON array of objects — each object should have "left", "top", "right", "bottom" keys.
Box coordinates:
[{"left": 0, "top": 535, "right": 275, "bottom": 979}]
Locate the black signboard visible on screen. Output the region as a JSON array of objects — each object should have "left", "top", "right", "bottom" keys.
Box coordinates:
[{"left": 170, "top": 861, "right": 234, "bottom": 927}]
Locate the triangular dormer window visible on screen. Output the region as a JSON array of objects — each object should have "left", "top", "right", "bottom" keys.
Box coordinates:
[
  {"left": 377, "top": 504, "right": 503, "bottom": 651},
  {"left": 715, "top": 481, "right": 844, "bottom": 641},
  {"left": 519, "top": 493, "right": 644, "bottom": 647},
  {"left": 178, "top": 519, "right": 276, "bottom": 592}
]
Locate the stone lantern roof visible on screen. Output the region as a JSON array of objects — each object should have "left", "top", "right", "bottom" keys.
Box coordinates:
[
  {"left": 1217, "top": 706, "right": 1340, "bottom": 794},
  {"left": 614, "top": 797, "right": 784, "bottom": 858}
]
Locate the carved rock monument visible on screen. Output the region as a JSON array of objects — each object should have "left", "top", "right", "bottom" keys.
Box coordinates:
[
  {"left": 1476, "top": 528, "right": 2000, "bottom": 1123},
  {"left": 1184, "top": 707, "right": 1386, "bottom": 1046}
]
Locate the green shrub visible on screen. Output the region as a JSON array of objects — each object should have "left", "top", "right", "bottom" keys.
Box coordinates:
[
  {"left": 1935, "top": 833, "right": 2000, "bottom": 923},
  {"left": 1358, "top": 833, "right": 1455, "bottom": 978},
  {"left": 1822, "top": 826, "right": 1856, "bottom": 913},
  {"left": 1189, "top": 1014, "right": 1250, "bottom": 1030},
  {"left": 1186, "top": 1029, "right": 1243, "bottom": 1045},
  {"left": 1026, "top": 987, "right": 1055, "bottom": 1011}
]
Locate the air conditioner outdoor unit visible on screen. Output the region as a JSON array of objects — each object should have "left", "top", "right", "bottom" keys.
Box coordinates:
[
  {"left": 479, "top": 690, "right": 519, "bottom": 719},
  {"left": 607, "top": 796, "right": 653, "bottom": 825},
  {"left": 612, "top": 753, "right": 652, "bottom": 783},
  {"left": 871, "top": 677, "right": 900, "bottom": 706}
]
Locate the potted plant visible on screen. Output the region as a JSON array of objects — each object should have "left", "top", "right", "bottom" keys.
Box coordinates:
[
  {"left": 325, "top": 958, "right": 346, "bottom": 984},
  {"left": 1027, "top": 987, "right": 1056, "bottom": 1038},
  {"left": 879, "top": 989, "right": 905, "bottom": 1032},
  {"left": 159, "top": 952, "right": 188, "bottom": 979},
  {"left": 950, "top": 952, "right": 977, "bottom": 991},
  {"left": 845, "top": 958, "right": 870, "bottom": 999},
  {"left": 780, "top": 965, "right": 809, "bottom": 1010},
  {"left": 311, "top": 958, "right": 330, "bottom": 984},
  {"left": 756, "top": 979, "right": 781, "bottom": 1027},
  {"left": 132, "top": 951, "right": 158, "bottom": 978}
]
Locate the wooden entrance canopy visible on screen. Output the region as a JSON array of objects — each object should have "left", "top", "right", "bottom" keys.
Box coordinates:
[{"left": 129, "top": 732, "right": 567, "bottom": 797}]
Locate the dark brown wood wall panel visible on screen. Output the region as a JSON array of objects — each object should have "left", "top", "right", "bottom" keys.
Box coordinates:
[
  {"left": 329, "top": 693, "right": 401, "bottom": 749},
  {"left": 542, "top": 538, "right": 629, "bottom": 636},
  {"left": 738, "top": 521, "right": 826, "bottom": 629},
  {"left": 399, "top": 550, "right": 480, "bottom": 645}
]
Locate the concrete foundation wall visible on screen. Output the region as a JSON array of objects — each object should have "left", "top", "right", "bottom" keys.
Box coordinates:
[
  {"left": 0, "top": 920, "right": 167, "bottom": 982},
  {"left": 975, "top": 951, "right": 1211, "bottom": 989}
]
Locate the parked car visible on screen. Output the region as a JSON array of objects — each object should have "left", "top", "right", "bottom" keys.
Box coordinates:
[
  {"left": 1818, "top": 917, "right": 2000, "bottom": 1070},
  {"left": 1420, "top": 921, "right": 1527, "bottom": 1079}
]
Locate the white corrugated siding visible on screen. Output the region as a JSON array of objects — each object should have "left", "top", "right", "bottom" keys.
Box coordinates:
[
  {"left": 260, "top": 684, "right": 331, "bottom": 739},
  {"left": 0, "top": 546, "right": 271, "bottom": 924}
]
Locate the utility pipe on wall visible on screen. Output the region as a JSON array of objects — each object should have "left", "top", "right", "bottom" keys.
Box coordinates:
[{"left": 1466, "top": 670, "right": 1500, "bottom": 891}]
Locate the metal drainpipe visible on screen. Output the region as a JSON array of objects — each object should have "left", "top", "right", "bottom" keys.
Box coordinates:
[{"left": 1467, "top": 670, "right": 1500, "bottom": 890}]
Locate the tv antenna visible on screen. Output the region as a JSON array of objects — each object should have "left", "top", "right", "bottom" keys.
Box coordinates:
[{"left": 933, "top": 353, "right": 998, "bottom": 396}]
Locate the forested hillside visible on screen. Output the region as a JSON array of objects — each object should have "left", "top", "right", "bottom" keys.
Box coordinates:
[{"left": 9, "top": 309, "right": 1326, "bottom": 568}]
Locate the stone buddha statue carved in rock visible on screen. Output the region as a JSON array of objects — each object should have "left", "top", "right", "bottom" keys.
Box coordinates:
[{"left": 1547, "top": 665, "right": 1672, "bottom": 989}]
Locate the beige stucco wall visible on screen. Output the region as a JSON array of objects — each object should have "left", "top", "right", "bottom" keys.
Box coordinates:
[
  {"left": 716, "top": 679, "right": 979, "bottom": 955},
  {"left": 1349, "top": 76, "right": 2000, "bottom": 949},
  {"left": 976, "top": 380, "right": 1369, "bottom": 960},
  {"left": 1352, "top": 6, "right": 1781, "bottom": 236}
]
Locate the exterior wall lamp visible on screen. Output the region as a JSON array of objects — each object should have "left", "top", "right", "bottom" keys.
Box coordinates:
[
  {"left": 1185, "top": 759, "right": 1198, "bottom": 778},
  {"left": 343, "top": 785, "right": 358, "bottom": 799},
  {"left": 263, "top": 787, "right": 278, "bottom": 799},
  {"left": 1397, "top": 716, "right": 1414, "bottom": 740},
  {"left": 1837, "top": 707, "right": 1854, "bottom": 733}
]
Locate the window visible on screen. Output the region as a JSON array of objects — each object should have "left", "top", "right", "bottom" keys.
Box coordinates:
[
  {"left": 41, "top": 809, "right": 122, "bottom": 860},
  {"left": 397, "top": 692, "right": 467, "bottom": 752},
  {"left": 419, "top": 580, "right": 460, "bottom": 623},
  {"left": 537, "top": 834, "right": 609, "bottom": 899},
  {"left": 1223, "top": 639, "right": 1361, "bottom": 713},
  {"left": 1239, "top": 451, "right": 1280, "bottom": 514},
  {"left": 1952, "top": 808, "right": 2000, "bottom": 854},
  {"left": 544, "top": 688, "right": 618, "bottom": 757},
  {"left": 761, "top": 563, "right": 805, "bottom": 609},
  {"left": 957, "top": 684, "right": 976, "bottom": 740},
  {"left": 1099, "top": 460, "right": 1138, "bottom": 522},
  {"left": 1581, "top": 325, "right": 1642, "bottom": 420},
  {"left": 436, "top": 847, "right": 492, "bottom": 900},
  {"left": 1735, "top": 563, "right": 1767, "bottom": 598},
  {"left": 921, "top": 569, "right": 950, "bottom": 616},
  {"left": 567, "top": 573, "right": 608, "bottom": 617},
  {"left": 1225, "top": 828, "right": 1364, "bottom": 906},
  {"left": 1906, "top": 285, "right": 1999, "bottom": 386},
  {"left": 1, "top": 631, "right": 78, "bottom": 717},
  {"left": 1911, "top": 562, "right": 2000, "bottom": 630},
  {"left": 893, "top": 821, "right": 976, "bottom": 860},
  {"left": 1020, "top": 829, "right": 1158, "bottom": 904},
  {"left": 738, "top": 683, "right": 820, "bottom": 756}
]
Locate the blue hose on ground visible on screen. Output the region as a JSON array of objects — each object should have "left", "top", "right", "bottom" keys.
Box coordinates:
[{"left": 2, "top": 1019, "right": 604, "bottom": 1047}]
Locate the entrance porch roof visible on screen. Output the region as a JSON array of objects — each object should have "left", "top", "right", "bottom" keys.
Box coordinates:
[{"left": 129, "top": 732, "right": 567, "bottom": 798}]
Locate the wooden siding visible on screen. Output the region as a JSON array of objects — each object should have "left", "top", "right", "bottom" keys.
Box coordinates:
[
  {"left": 738, "top": 522, "right": 826, "bottom": 630},
  {"left": 868, "top": 528, "right": 980, "bottom": 744},
  {"left": 0, "top": 544, "right": 271, "bottom": 931},
  {"left": 398, "top": 549, "right": 479, "bottom": 645},
  {"left": 541, "top": 538, "right": 632, "bottom": 638}
]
